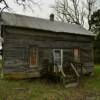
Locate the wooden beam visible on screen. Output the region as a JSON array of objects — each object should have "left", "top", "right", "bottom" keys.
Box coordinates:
[{"left": 70, "top": 63, "right": 80, "bottom": 77}]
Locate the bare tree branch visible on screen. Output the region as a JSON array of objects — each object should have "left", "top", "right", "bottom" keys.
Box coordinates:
[
  {"left": 52, "top": 0, "right": 97, "bottom": 29},
  {"left": 0, "top": 0, "right": 9, "bottom": 12},
  {"left": 86, "top": 0, "right": 97, "bottom": 30},
  {"left": 0, "top": 0, "right": 41, "bottom": 13}
]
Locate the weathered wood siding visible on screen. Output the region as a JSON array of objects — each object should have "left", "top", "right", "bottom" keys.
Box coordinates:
[{"left": 2, "top": 26, "right": 94, "bottom": 78}]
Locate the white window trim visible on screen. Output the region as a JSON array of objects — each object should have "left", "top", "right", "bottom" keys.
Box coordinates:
[
  {"left": 53, "top": 49, "right": 66, "bottom": 77},
  {"left": 53, "top": 49, "right": 63, "bottom": 67}
]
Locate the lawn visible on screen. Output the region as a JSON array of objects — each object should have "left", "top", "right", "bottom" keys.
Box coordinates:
[{"left": 0, "top": 66, "right": 100, "bottom": 100}]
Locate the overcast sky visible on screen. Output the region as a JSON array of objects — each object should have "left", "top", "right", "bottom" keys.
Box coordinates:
[
  {"left": 5, "top": 0, "right": 55, "bottom": 19},
  {"left": 4, "top": 0, "right": 100, "bottom": 20}
]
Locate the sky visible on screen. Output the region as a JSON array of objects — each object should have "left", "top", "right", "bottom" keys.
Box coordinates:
[
  {"left": 9, "top": 0, "right": 100, "bottom": 19},
  {"left": 4, "top": 0, "right": 55, "bottom": 19},
  {"left": 1, "top": 0, "right": 100, "bottom": 20}
]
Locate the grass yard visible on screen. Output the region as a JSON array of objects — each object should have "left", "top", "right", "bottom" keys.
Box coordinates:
[{"left": 0, "top": 65, "right": 100, "bottom": 100}]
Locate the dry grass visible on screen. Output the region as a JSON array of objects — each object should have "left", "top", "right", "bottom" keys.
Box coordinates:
[{"left": 0, "top": 65, "right": 100, "bottom": 100}]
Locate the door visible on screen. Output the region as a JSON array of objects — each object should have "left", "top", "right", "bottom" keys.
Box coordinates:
[
  {"left": 29, "top": 48, "right": 38, "bottom": 67},
  {"left": 53, "top": 49, "right": 63, "bottom": 68}
]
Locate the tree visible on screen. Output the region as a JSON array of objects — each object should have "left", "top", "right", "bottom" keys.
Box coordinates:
[
  {"left": 90, "top": 9, "right": 100, "bottom": 64},
  {"left": 90, "top": 9, "right": 100, "bottom": 34},
  {"left": 52, "top": 0, "right": 97, "bottom": 30},
  {"left": 0, "top": 0, "right": 41, "bottom": 12}
]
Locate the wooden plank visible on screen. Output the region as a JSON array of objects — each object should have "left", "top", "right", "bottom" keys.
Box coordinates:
[
  {"left": 70, "top": 63, "right": 80, "bottom": 77},
  {"left": 5, "top": 26, "right": 93, "bottom": 42},
  {"left": 4, "top": 71, "right": 41, "bottom": 79}
]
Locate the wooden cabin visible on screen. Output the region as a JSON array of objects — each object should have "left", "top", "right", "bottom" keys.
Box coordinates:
[{"left": 0, "top": 12, "right": 95, "bottom": 79}]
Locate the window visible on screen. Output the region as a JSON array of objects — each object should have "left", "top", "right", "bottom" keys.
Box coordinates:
[
  {"left": 5, "top": 47, "right": 27, "bottom": 67},
  {"left": 73, "top": 48, "right": 80, "bottom": 62},
  {"left": 29, "top": 48, "right": 38, "bottom": 67},
  {"left": 53, "top": 49, "right": 63, "bottom": 67}
]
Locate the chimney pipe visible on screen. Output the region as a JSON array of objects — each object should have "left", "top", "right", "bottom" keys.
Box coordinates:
[{"left": 50, "top": 13, "right": 54, "bottom": 21}]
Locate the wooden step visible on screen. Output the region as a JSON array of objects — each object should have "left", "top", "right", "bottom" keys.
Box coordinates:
[
  {"left": 60, "top": 74, "right": 79, "bottom": 85},
  {"left": 65, "top": 82, "right": 78, "bottom": 88}
]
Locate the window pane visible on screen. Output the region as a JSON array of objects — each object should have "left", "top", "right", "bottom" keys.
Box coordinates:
[
  {"left": 53, "top": 49, "right": 62, "bottom": 66},
  {"left": 74, "top": 48, "right": 80, "bottom": 62},
  {"left": 4, "top": 47, "right": 27, "bottom": 67},
  {"left": 30, "top": 48, "right": 37, "bottom": 66},
  {"left": 55, "top": 50, "right": 61, "bottom": 58}
]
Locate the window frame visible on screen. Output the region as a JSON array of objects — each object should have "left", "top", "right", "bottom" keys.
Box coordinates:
[
  {"left": 73, "top": 48, "right": 80, "bottom": 62},
  {"left": 29, "top": 47, "right": 38, "bottom": 67},
  {"left": 4, "top": 46, "right": 28, "bottom": 67},
  {"left": 53, "top": 49, "right": 63, "bottom": 67}
]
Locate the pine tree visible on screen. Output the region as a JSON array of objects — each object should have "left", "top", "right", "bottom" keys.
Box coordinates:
[{"left": 90, "top": 9, "right": 100, "bottom": 34}]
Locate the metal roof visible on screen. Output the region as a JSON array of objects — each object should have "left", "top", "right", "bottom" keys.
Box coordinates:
[{"left": 1, "top": 12, "right": 95, "bottom": 36}]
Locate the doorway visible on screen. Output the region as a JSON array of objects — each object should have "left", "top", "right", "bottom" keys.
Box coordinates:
[{"left": 53, "top": 49, "right": 63, "bottom": 68}]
